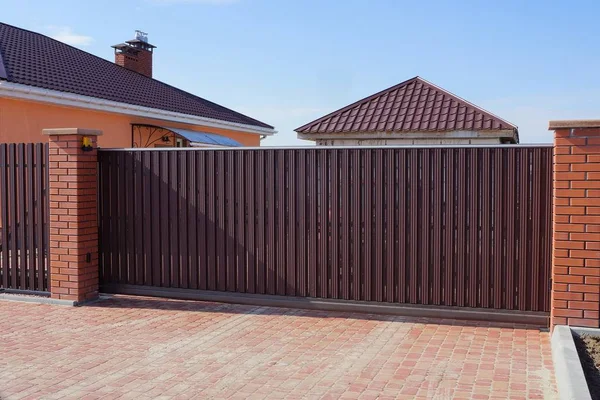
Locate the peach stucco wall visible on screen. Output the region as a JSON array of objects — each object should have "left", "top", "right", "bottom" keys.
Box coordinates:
[{"left": 0, "top": 97, "right": 262, "bottom": 147}]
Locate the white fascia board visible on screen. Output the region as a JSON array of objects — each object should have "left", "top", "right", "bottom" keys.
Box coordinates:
[{"left": 0, "top": 81, "right": 277, "bottom": 136}]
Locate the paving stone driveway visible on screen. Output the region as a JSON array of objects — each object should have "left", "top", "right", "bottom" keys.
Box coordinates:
[{"left": 0, "top": 295, "right": 556, "bottom": 399}]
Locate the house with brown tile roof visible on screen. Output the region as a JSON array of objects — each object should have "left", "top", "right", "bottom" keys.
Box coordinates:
[
  {"left": 296, "top": 76, "right": 517, "bottom": 145},
  {"left": 0, "top": 23, "right": 276, "bottom": 147}
]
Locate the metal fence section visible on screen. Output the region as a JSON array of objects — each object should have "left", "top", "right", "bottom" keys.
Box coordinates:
[
  {"left": 0, "top": 143, "right": 50, "bottom": 292},
  {"left": 98, "top": 146, "right": 553, "bottom": 312}
]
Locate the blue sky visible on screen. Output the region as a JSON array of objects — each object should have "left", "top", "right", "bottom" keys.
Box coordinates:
[{"left": 2, "top": 0, "right": 598, "bottom": 145}]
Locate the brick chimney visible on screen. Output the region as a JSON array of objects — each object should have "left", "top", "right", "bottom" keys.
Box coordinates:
[{"left": 112, "top": 30, "right": 156, "bottom": 78}]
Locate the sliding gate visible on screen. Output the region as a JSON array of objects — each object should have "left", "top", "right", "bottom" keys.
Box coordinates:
[{"left": 98, "top": 145, "right": 553, "bottom": 320}]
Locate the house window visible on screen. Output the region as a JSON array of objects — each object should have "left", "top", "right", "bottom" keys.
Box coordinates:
[{"left": 176, "top": 138, "right": 184, "bottom": 147}]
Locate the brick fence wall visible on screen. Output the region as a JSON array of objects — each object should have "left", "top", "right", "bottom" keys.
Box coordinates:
[{"left": 550, "top": 120, "right": 600, "bottom": 329}]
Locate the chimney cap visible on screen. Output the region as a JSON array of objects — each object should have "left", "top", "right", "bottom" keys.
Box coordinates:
[
  {"left": 128, "top": 30, "right": 156, "bottom": 48},
  {"left": 111, "top": 43, "right": 142, "bottom": 55}
]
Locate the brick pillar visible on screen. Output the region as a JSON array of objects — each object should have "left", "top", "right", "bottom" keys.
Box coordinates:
[
  {"left": 549, "top": 120, "right": 600, "bottom": 329},
  {"left": 44, "top": 128, "right": 102, "bottom": 304}
]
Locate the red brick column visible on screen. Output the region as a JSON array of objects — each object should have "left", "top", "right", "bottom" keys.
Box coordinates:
[
  {"left": 549, "top": 120, "right": 600, "bottom": 329},
  {"left": 44, "top": 128, "right": 102, "bottom": 304}
]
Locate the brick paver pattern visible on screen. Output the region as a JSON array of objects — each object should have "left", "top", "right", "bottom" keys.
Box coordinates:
[{"left": 0, "top": 295, "right": 557, "bottom": 399}]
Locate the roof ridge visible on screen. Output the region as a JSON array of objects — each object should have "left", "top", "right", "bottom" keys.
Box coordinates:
[
  {"left": 415, "top": 77, "right": 517, "bottom": 129},
  {"left": 0, "top": 21, "right": 273, "bottom": 130}
]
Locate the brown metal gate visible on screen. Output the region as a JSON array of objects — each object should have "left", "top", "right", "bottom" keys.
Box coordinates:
[
  {"left": 0, "top": 143, "right": 50, "bottom": 293},
  {"left": 98, "top": 146, "right": 553, "bottom": 319}
]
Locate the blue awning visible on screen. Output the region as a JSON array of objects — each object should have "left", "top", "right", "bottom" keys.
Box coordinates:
[{"left": 168, "top": 127, "right": 243, "bottom": 147}]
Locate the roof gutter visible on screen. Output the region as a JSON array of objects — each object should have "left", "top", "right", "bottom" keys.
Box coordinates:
[{"left": 0, "top": 81, "right": 277, "bottom": 136}]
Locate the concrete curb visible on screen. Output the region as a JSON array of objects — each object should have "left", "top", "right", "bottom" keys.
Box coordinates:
[
  {"left": 551, "top": 325, "right": 592, "bottom": 400},
  {"left": 0, "top": 293, "right": 110, "bottom": 307}
]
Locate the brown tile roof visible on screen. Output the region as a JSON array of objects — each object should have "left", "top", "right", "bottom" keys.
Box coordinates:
[
  {"left": 296, "top": 76, "right": 517, "bottom": 137},
  {"left": 0, "top": 22, "right": 273, "bottom": 130}
]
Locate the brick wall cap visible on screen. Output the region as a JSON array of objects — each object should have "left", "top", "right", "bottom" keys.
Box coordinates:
[
  {"left": 549, "top": 120, "right": 600, "bottom": 130},
  {"left": 43, "top": 128, "right": 103, "bottom": 136}
]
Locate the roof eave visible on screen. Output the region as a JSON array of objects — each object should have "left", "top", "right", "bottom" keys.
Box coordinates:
[
  {"left": 0, "top": 81, "right": 277, "bottom": 136},
  {"left": 297, "top": 129, "right": 518, "bottom": 141}
]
